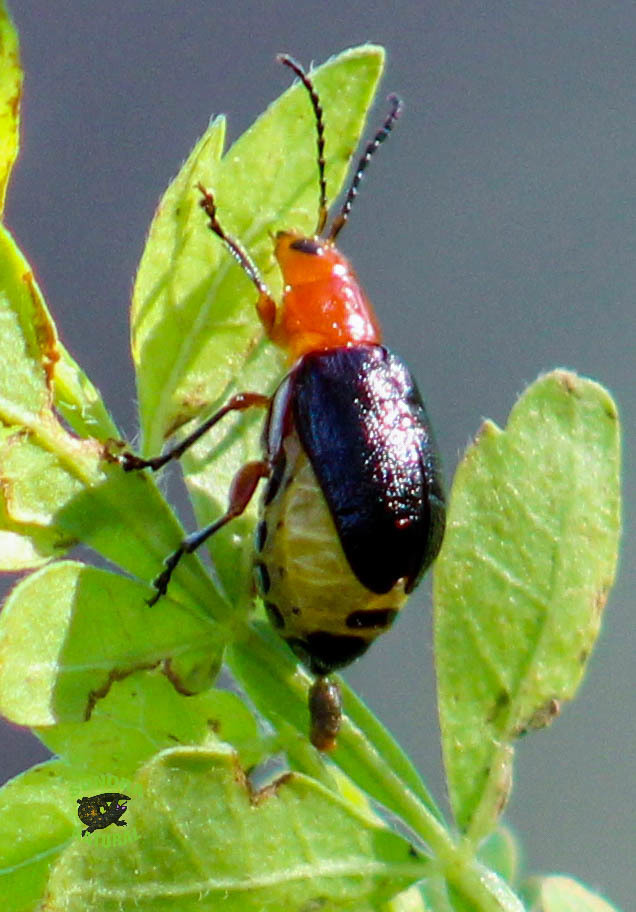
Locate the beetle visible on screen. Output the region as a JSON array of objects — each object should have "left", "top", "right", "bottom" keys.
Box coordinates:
[{"left": 122, "top": 54, "right": 446, "bottom": 750}]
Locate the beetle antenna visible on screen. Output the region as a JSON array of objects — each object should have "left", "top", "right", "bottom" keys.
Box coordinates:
[
  {"left": 196, "top": 182, "right": 270, "bottom": 297},
  {"left": 327, "top": 94, "right": 402, "bottom": 242},
  {"left": 277, "top": 54, "right": 329, "bottom": 236}
]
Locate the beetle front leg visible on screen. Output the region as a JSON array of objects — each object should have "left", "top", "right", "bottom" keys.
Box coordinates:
[
  {"left": 148, "top": 459, "right": 270, "bottom": 605},
  {"left": 120, "top": 391, "right": 270, "bottom": 473}
]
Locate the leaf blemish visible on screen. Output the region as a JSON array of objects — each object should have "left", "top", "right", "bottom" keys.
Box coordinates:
[
  {"left": 22, "top": 270, "right": 60, "bottom": 386},
  {"left": 163, "top": 657, "right": 199, "bottom": 695},
  {"left": 230, "top": 752, "right": 293, "bottom": 806},
  {"left": 85, "top": 660, "right": 162, "bottom": 719},
  {"left": 250, "top": 772, "right": 294, "bottom": 806},
  {"left": 487, "top": 688, "right": 511, "bottom": 722},
  {"left": 594, "top": 587, "right": 609, "bottom": 618},
  {"left": 519, "top": 697, "right": 561, "bottom": 734},
  {"left": 557, "top": 371, "right": 578, "bottom": 394}
]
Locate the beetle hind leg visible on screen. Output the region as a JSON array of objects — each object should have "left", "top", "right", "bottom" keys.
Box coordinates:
[{"left": 148, "top": 459, "right": 270, "bottom": 604}]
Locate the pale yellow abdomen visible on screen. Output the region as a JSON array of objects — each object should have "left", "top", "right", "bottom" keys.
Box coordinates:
[{"left": 254, "top": 433, "right": 407, "bottom": 668}]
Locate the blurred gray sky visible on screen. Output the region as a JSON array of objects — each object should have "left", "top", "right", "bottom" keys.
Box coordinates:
[{"left": 1, "top": 1, "right": 634, "bottom": 907}]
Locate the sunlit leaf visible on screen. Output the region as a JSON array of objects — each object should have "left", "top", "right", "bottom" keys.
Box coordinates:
[
  {"left": 0, "top": 760, "right": 84, "bottom": 912},
  {"left": 434, "top": 371, "right": 621, "bottom": 840},
  {"left": 39, "top": 674, "right": 264, "bottom": 777},
  {"left": 0, "top": 224, "right": 58, "bottom": 421},
  {"left": 477, "top": 825, "right": 520, "bottom": 887},
  {"left": 42, "top": 745, "right": 427, "bottom": 911},
  {"left": 132, "top": 46, "right": 384, "bottom": 459},
  {"left": 525, "top": 875, "right": 622, "bottom": 912},
  {"left": 53, "top": 346, "right": 120, "bottom": 440},
  {"left": 0, "top": 224, "right": 126, "bottom": 569},
  {"left": 0, "top": 562, "right": 224, "bottom": 726},
  {"left": 0, "top": 0, "right": 22, "bottom": 211}
]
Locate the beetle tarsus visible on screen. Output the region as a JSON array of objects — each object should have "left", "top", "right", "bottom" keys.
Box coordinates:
[
  {"left": 148, "top": 545, "right": 185, "bottom": 604},
  {"left": 121, "top": 451, "right": 159, "bottom": 472}
]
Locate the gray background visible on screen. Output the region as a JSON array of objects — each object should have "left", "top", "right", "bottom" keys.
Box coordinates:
[{"left": 1, "top": 1, "right": 633, "bottom": 907}]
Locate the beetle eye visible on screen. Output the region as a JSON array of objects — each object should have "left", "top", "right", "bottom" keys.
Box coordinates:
[{"left": 289, "top": 237, "right": 322, "bottom": 255}]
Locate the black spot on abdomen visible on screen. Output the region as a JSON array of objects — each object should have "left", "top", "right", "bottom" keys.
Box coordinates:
[
  {"left": 285, "top": 631, "right": 370, "bottom": 676},
  {"left": 254, "top": 561, "right": 271, "bottom": 594},
  {"left": 345, "top": 608, "right": 398, "bottom": 630},
  {"left": 265, "top": 602, "right": 285, "bottom": 630},
  {"left": 255, "top": 520, "right": 268, "bottom": 551},
  {"left": 263, "top": 452, "right": 287, "bottom": 505}
]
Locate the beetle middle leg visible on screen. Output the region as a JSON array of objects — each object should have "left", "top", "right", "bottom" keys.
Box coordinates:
[{"left": 149, "top": 458, "right": 270, "bottom": 604}]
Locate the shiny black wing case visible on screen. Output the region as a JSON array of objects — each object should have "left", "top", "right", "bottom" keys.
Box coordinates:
[{"left": 291, "top": 344, "right": 445, "bottom": 594}]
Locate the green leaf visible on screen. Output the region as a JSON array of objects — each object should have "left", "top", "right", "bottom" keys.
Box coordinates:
[
  {"left": 0, "top": 223, "right": 58, "bottom": 422},
  {"left": 0, "top": 0, "right": 21, "bottom": 211},
  {"left": 0, "top": 427, "right": 76, "bottom": 568},
  {"left": 0, "top": 759, "right": 84, "bottom": 912},
  {"left": 477, "top": 825, "right": 520, "bottom": 887},
  {"left": 182, "top": 339, "right": 284, "bottom": 607},
  {"left": 434, "top": 370, "right": 621, "bottom": 840},
  {"left": 525, "top": 875, "right": 623, "bottom": 912},
  {"left": 0, "top": 406, "right": 221, "bottom": 606},
  {"left": 42, "top": 745, "right": 427, "bottom": 911},
  {"left": 131, "top": 116, "right": 227, "bottom": 452},
  {"left": 0, "top": 224, "right": 100, "bottom": 567},
  {"left": 52, "top": 345, "right": 120, "bottom": 440},
  {"left": 0, "top": 223, "right": 127, "bottom": 569},
  {"left": 49, "top": 464, "right": 224, "bottom": 612},
  {"left": 385, "top": 885, "right": 434, "bottom": 911},
  {"left": 0, "top": 223, "right": 117, "bottom": 438},
  {"left": 0, "top": 561, "right": 224, "bottom": 726},
  {"left": 39, "top": 675, "right": 265, "bottom": 778},
  {"left": 131, "top": 45, "right": 385, "bottom": 456},
  {"left": 0, "top": 223, "right": 226, "bottom": 607}
]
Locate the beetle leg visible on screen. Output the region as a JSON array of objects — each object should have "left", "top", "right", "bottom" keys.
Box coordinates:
[
  {"left": 120, "top": 391, "right": 269, "bottom": 472},
  {"left": 148, "top": 459, "right": 270, "bottom": 604}
]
